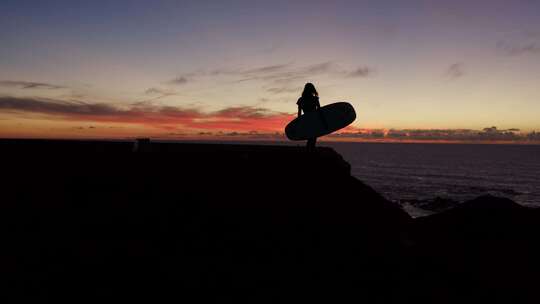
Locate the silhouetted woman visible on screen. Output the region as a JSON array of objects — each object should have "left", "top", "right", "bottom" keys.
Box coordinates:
[{"left": 297, "top": 83, "right": 321, "bottom": 150}]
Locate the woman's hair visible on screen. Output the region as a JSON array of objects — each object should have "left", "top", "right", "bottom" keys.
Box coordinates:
[{"left": 301, "top": 83, "right": 318, "bottom": 98}]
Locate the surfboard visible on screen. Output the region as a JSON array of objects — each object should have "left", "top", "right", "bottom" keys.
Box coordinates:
[{"left": 285, "top": 102, "right": 356, "bottom": 141}]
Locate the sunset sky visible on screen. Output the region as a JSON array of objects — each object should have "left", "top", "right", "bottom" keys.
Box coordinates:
[{"left": 1, "top": 0, "right": 540, "bottom": 139}]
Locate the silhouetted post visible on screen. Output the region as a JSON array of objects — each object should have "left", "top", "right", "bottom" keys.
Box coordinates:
[{"left": 133, "top": 138, "right": 151, "bottom": 152}]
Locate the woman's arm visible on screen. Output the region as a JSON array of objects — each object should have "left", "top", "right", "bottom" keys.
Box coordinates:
[{"left": 297, "top": 105, "right": 302, "bottom": 117}]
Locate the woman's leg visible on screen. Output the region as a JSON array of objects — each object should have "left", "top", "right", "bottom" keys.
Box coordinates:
[{"left": 307, "top": 138, "right": 316, "bottom": 150}]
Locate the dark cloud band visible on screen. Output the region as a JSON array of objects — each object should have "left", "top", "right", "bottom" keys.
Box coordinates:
[
  {"left": 0, "top": 80, "right": 65, "bottom": 90},
  {"left": 0, "top": 96, "right": 293, "bottom": 132},
  {"left": 170, "top": 62, "right": 375, "bottom": 85}
]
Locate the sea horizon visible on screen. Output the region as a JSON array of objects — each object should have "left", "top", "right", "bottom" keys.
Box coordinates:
[{"left": 2, "top": 136, "right": 540, "bottom": 146}]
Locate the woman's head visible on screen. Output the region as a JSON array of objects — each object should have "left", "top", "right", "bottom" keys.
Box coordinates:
[{"left": 302, "top": 83, "right": 318, "bottom": 98}]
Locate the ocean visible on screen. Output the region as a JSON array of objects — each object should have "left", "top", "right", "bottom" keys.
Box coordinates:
[
  {"left": 323, "top": 142, "right": 540, "bottom": 217},
  {"left": 171, "top": 140, "right": 540, "bottom": 217}
]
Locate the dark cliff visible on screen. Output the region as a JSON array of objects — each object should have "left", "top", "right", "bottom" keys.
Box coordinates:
[{"left": 1, "top": 139, "right": 538, "bottom": 303}]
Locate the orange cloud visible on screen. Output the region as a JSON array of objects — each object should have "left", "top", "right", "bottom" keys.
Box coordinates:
[{"left": 0, "top": 96, "right": 294, "bottom": 133}]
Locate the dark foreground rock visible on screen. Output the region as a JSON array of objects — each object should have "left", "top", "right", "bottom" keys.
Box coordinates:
[
  {"left": 1, "top": 139, "right": 539, "bottom": 303},
  {"left": 402, "top": 196, "right": 460, "bottom": 213}
]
